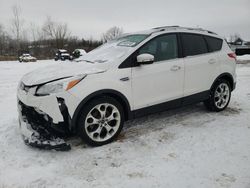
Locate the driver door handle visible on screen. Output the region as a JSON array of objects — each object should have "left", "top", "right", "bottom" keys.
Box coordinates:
[{"left": 170, "top": 65, "right": 181, "bottom": 71}]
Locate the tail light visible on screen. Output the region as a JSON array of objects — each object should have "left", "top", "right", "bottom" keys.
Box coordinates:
[{"left": 228, "top": 53, "right": 236, "bottom": 60}]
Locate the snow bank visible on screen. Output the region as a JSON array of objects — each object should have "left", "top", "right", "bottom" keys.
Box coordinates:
[{"left": 237, "top": 54, "right": 250, "bottom": 61}]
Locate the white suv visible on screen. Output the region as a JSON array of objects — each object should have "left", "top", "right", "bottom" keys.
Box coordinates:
[{"left": 17, "top": 26, "right": 236, "bottom": 149}]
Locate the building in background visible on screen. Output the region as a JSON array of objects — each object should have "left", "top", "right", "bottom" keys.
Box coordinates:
[{"left": 228, "top": 37, "right": 250, "bottom": 56}]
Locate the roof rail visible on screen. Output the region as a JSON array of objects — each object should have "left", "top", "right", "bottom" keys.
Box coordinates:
[
  {"left": 151, "top": 26, "right": 217, "bottom": 35},
  {"left": 184, "top": 27, "right": 217, "bottom": 35},
  {"left": 152, "top": 25, "right": 180, "bottom": 30}
]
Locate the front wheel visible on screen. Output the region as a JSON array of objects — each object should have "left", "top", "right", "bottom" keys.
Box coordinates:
[
  {"left": 77, "top": 96, "right": 124, "bottom": 146},
  {"left": 204, "top": 79, "right": 231, "bottom": 112}
]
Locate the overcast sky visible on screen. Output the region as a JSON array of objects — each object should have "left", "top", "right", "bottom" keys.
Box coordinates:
[{"left": 0, "top": 0, "right": 250, "bottom": 40}]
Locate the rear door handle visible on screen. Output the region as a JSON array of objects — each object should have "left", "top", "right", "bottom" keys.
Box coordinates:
[
  {"left": 120, "top": 77, "right": 130, "bottom": 81},
  {"left": 170, "top": 65, "right": 181, "bottom": 71},
  {"left": 208, "top": 59, "right": 216, "bottom": 64}
]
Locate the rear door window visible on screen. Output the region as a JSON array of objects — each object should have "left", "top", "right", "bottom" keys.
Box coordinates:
[
  {"left": 181, "top": 33, "right": 208, "bottom": 57},
  {"left": 204, "top": 36, "right": 223, "bottom": 52}
]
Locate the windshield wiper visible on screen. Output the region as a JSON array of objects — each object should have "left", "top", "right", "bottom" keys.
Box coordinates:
[
  {"left": 75, "top": 59, "right": 95, "bottom": 64},
  {"left": 82, "top": 59, "right": 95, "bottom": 64}
]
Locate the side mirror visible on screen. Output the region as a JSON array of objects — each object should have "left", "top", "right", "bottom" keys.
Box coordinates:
[{"left": 137, "top": 53, "right": 154, "bottom": 65}]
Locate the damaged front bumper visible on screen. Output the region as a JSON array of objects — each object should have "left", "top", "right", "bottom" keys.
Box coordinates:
[
  {"left": 17, "top": 84, "right": 80, "bottom": 151},
  {"left": 18, "top": 101, "right": 71, "bottom": 151}
]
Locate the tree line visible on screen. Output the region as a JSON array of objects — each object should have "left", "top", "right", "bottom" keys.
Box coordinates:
[{"left": 0, "top": 5, "right": 123, "bottom": 61}]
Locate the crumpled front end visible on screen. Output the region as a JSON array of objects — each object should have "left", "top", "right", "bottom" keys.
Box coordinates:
[
  {"left": 17, "top": 83, "right": 80, "bottom": 151},
  {"left": 18, "top": 100, "right": 71, "bottom": 151}
]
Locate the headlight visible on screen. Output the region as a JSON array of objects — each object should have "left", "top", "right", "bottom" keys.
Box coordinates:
[{"left": 36, "top": 74, "right": 86, "bottom": 96}]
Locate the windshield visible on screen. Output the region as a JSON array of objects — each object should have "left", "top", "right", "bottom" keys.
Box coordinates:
[
  {"left": 76, "top": 34, "right": 149, "bottom": 64},
  {"left": 115, "top": 34, "right": 149, "bottom": 47}
]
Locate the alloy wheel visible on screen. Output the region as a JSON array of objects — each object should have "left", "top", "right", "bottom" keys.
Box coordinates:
[
  {"left": 214, "top": 83, "right": 230, "bottom": 109},
  {"left": 84, "top": 103, "right": 121, "bottom": 142}
]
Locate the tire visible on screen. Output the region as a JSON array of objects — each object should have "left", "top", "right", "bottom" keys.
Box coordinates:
[
  {"left": 77, "top": 96, "right": 124, "bottom": 146},
  {"left": 204, "top": 79, "right": 231, "bottom": 112}
]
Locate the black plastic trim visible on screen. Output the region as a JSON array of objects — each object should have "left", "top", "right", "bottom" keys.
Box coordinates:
[
  {"left": 133, "top": 98, "right": 181, "bottom": 118},
  {"left": 132, "top": 90, "right": 210, "bottom": 118},
  {"left": 56, "top": 97, "right": 73, "bottom": 134},
  {"left": 177, "top": 33, "right": 184, "bottom": 58},
  {"left": 182, "top": 90, "right": 210, "bottom": 106},
  {"left": 210, "top": 73, "right": 235, "bottom": 91}
]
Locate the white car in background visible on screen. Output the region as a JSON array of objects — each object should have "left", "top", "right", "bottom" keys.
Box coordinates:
[
  {"left": 17, "top": 26, "right": 236, "bottom": 150},
  {"left": 19, "top": 54, "right": 37, "bottom": 63}
]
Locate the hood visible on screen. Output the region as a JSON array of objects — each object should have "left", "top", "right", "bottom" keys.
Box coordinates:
[{"left": 22, "top": 62, "right": 106, "bottom": 86}]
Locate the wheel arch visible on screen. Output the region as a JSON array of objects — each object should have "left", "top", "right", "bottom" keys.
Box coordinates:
[
  {"left": 71, "top": 89, "right": 132, "bottom": 132},
  {"left": 211, "top": 73, "right": 235, "bottom": 91}
]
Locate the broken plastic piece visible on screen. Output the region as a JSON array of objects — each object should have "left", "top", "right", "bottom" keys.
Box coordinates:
[{"left": 23, "top": 133, "right": 71, "bottom": 151}]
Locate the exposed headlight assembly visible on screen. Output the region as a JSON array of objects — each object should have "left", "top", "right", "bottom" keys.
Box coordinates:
[{"left": 36, "top": 74, "right": 86, "bottom": 96}]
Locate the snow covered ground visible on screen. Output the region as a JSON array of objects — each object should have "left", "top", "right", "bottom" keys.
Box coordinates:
[
  {"left": 237, "top": 54, "right": 250, "bottom": 62},
  {"left": 0, "top": 60, "right": 250, "bottom": 188}
]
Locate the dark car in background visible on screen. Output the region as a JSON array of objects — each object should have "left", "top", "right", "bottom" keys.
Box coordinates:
[{"left": 54, "top": 49, "right": 72, "bottom": 61}]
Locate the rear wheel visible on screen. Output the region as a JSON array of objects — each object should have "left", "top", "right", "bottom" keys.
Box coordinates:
[
  {"left": 77, "top": 96, "right": 124, "bottom": 146},
  {"left": 204, "top": 79, "right": 231, "bottom": 112}
]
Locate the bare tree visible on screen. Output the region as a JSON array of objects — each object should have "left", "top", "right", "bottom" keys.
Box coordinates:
[
  {"left": 30, "top": 22, "right": 39, "bottom": 42},
  {"left": 102, "top": 26, "right": 123, "bottom": 42},
  {"left": 0, "top": 24, "right": 6, "bottom": 55},
  {"left": 1, "top": 10, "right": 104, "bottom": 60},
  {"left": 10, "top": 5, "right": 24, "bottom": 54},
  {"left": 42, "top": 17, "right": 55, "bottom": 38},
  {"left": 0, "top": 24, "right": 15, "bottom": 57},
  {"left": 0, "top": 24, "right": 4, "bottom": 35},
  {"left": 42, "top": 17, "right": 71, "bottom": 49}
]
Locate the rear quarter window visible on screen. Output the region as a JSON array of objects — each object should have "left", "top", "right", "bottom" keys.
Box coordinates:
[
  {"left": 181, "top": 33, "right": 208, "bottom": 57},
  {"left": 204, "top": 36, "right": 223, "bottom": 52}
]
